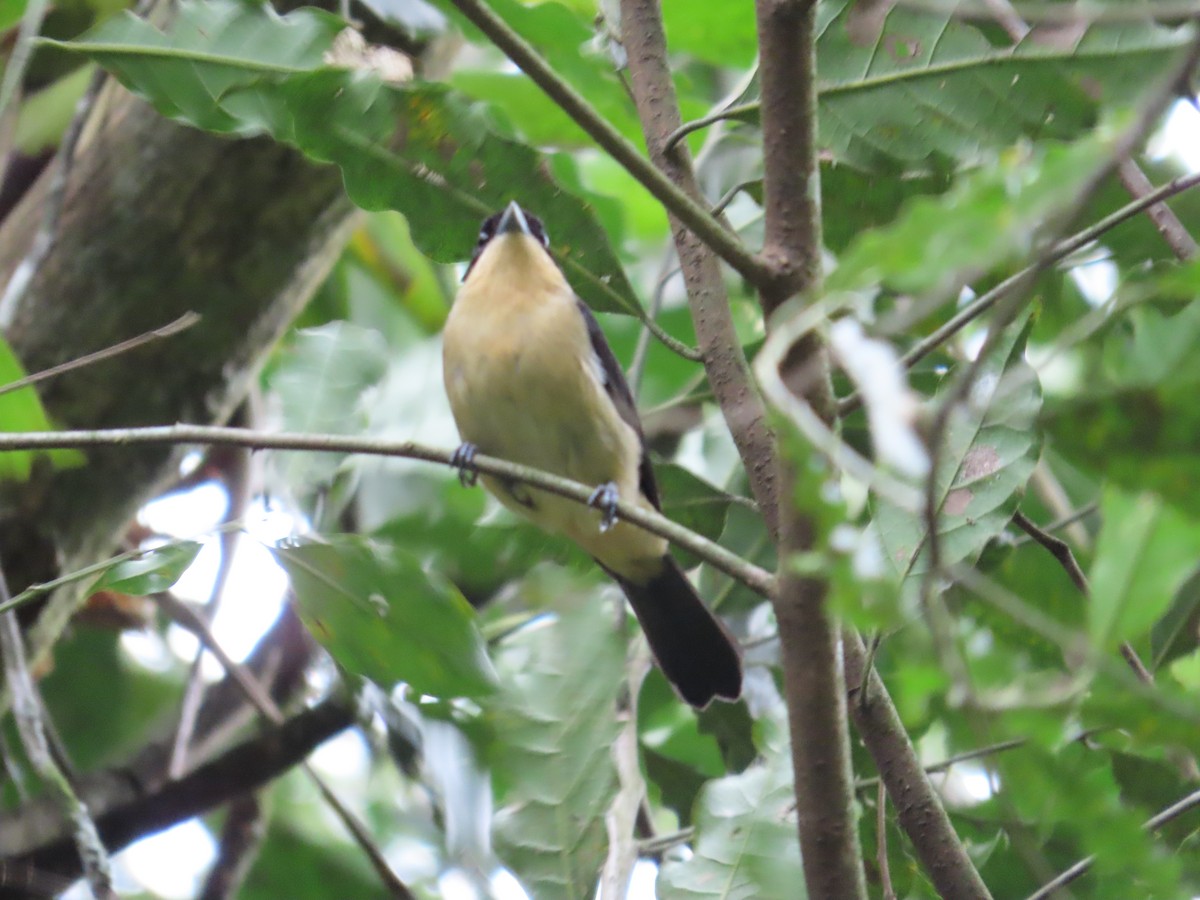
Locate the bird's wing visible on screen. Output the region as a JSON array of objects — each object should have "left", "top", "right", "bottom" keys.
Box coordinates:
[{"left": 575, "top": 298, "right": 661, "bottom": 510}]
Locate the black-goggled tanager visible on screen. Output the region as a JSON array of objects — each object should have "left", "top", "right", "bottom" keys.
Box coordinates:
[{"left": 442, "top": 202, "right": 743, "bottom": 708}]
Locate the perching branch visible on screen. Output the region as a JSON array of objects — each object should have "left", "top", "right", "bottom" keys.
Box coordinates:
[
  {"left": 0, "top": 426, "right": 775, "bottom": 598},
  {"left": 442, "top": 0, "right": 776, "bottom": 289}
]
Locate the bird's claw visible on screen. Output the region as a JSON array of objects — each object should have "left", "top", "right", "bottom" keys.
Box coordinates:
[
  {"left": 451, "top": 442, "right": 479, "bottom": 487},
  {"left": 588, "top": 481, "right": 620, "bottom": 533}
]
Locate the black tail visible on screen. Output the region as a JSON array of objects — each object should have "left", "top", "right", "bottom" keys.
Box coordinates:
[{"left": 618, "top": 557, "right": 743, "bottom": 708}]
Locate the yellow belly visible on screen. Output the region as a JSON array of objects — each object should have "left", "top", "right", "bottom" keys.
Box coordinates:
[{"left": 442, "top": 279, "right": 666, "bottom": 580}]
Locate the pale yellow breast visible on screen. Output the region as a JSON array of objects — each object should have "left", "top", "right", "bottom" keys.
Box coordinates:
[{"left": 442, "top": 234, "right": 666, "bottom": 577}]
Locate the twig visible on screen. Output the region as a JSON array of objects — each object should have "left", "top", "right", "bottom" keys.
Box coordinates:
[
  {"left": 1012, "top": 511, "right": 1088, "bottom": 595},
  {"left": 443, "top": 0, "right": 774, "bottom": 288},
  {"left": 0, "top": 424, "right": 774, "bottom": 597},
  {"left": 838, "top": 170, "right": 1200, "bottom": 415},
  {"left": 0, "top": 0, "right": 50, "bottom": 155},
  {"left": 663, "top": 103, "right": 760, "bottom": 154},
  {"left": 1027, "top": 786, "right": 1200, "bottom": 899},
  {"left": 877, "top": 780, "right": 896, "bottom": 900},
  {"left": 0, "top": 566, "right": 113, "bottom": 899},
  {"left": 0, "top": 312, "right": 200, "bottom": 399},
  {"left": 1116, "top": 158, "right": 1198, "bottom": 262},
  {"left": 170, "top": 431, "right": 252, "bottom": 778},
  {"left": 636, "top": 826, "right": 694, "bottom": 856},
  {"left": 161, "top": 595, "right": 417, "bottom": 900},
  {"left": 855, "top": 737, "right": 1028, "bottom": 791}
]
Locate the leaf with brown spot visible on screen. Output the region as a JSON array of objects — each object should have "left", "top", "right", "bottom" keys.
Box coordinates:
[{"left": 873, "top": 312, "right": 1042, "bottom": 581}]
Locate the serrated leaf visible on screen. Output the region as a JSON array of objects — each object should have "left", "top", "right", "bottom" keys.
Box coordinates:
[
  {"left": 275, "top": 536, "right": 498, "bottom": 698},
  {"left": 47, "top": 0, "right": 639, "bottom": 315},
  {"left": 492, "top": 602, "right": 625, "bottom": 899},
  {"left": 1089, "top": 489, "right": 1200, "bottom": 651},
  {"left": 270, "top": 322, "right": 389, "bottom": 495},
  {"left": 89, "top": 541, "right": 203, "bottom": 596},
  {"left": 809, "top": 1, "right": 1190, "bottom": 170},
  {"left": 873, "top": 314, "right": 1042, "bottom": 578},
  {"left": 0, "top": 336, "right": 86, "bottom": 482},
  {"left": 658, "top": 717, "right": 804, "bottom": 899}
]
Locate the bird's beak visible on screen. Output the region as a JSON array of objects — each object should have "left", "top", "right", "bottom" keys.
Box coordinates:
[{"left": 496, "top": 201, "right": 531, "bottom": 237}]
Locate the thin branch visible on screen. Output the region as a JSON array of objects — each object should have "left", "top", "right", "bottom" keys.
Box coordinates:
[
  {"left": 1027, "top": 786, "right": 1200, "bottom": 900},
  {"left": 1012, "top": 511, "right": 1088, "bottom": 595},
  {"left": 877, "top": 781, "right": 896, "bottom": 900},
  {"left": 855, "top": 737, "right": 1028, "bottom": 791},
  {"left": 842, "top": 630, "right": 993, "bottom": 899},
  {"left": 443, "top": 0, "right": 774, "bottom": 288},
  {"left": 663, "top": 103, "right": 760, "bottom": 154},
  {"left": 1116, "top": 157, "right": 1198, "bottom": 262},
  {"left": 0, "top": 566, "right": 113, "bottom": 899},
  {"left": 0, "top": 424, "right": 774, "bottom": 597},
  {"left": 11, "top": 695, "right": 356, "bottom": 880},
  {"left": 617, "top": 0, "right": 782, "bottom": 536},
  {"left": 0, "top": 312, "right": 200, "bottom": 399},
  {"left": 161, "top": 595, "right": 416, "bottom": 900},
  {"left": 838, "top": 170, "right": 1200, "bottom": 415}
]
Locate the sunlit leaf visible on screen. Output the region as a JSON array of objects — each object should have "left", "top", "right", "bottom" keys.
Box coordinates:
[
  {"left": 492, "top": 602, "right": 625, "bottom": 899},
  {"left": 276, "top": 535, "right": 499, "bottom": 698},
  {"left": 658, "top": 716, "right": 804, "bottom": 898},
  {"left": 89, "top": 541, "right": 203, "bottom": 596},
  {"left": 0, "top": 335, "right": 86, "bottom": 482},
  {"left": 1089, "top": 488, "right": 1200, "bottom": 651}
]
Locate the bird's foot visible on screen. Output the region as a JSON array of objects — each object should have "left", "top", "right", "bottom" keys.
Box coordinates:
[
  {"left": 587, "top": 481, "right": 620, "bottom": 533},
  {"left": 451, "top": 442, "right": 479, "bottom": 487}
]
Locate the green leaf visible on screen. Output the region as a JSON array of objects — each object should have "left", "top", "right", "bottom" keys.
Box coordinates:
[
  {"left": 269, "top": 322, "right": 389, "bottom": 495},
  {"left": 813, "top": 1, "right": 1190, "bottom": 170},
  {"left": 492, "top": 601, "right": 625, "bottom": 899},
  {"left": 657, "top": 463, "right": 736, "bottom": 568},
  {"left": 48, "top": 0, "right": 639, "bottom": 315},
  {"left": 1150, "top": 568, "right": 1200, "bottom": 671},
  {"left": 658, "top": 717, "right": 804, "bottom": 898},
  {"left": 873, "top": 314, "right": 1042, "bottom": 578},
  {"left": 660, "top": 0, "right": 758, "bottom": 68},
  {"left": 1089, "top": 488, "right": 1200, "bottom": 650},
  {"left": 89, "top": 541, "right": 203, "bottom": 595},
  {"left": 440, "top": 0, "right": 642, "bottom": 143},
  {"left": 275, "top": 535, "right": 499, "bottom": 698},
  {"left": 0, "top": 335, "right": 85, "bottom": 482},
  {"left": 828, "top": 138, "right": 1109, "bottom": 296}
]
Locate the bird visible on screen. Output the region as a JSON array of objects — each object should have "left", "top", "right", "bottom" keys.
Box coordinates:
[{"left": 442, "top": 201, "right": 742, "bottom": 708}]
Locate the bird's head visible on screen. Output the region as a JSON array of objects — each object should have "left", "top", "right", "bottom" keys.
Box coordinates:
[{"left": 463, "top": 201, "right": 557, "bottom": 287}]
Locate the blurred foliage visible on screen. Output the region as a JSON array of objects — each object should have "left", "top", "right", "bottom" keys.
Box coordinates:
[{"left": 4, "top": 0, "right": 1200, "bottom": 897}]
